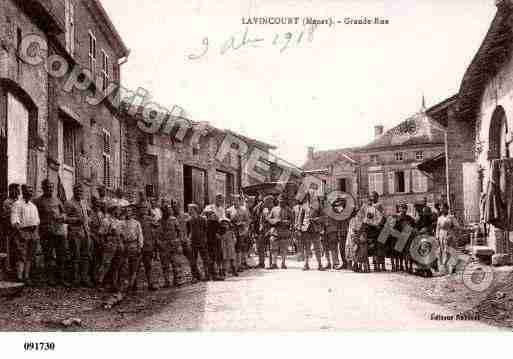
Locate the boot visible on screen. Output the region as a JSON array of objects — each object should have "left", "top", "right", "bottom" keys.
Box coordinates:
[
  {"left": 80, "top": 261, "right": 94, "bottom": 288},
  {"left": 231, "top": 262, "right": 239, "bottom": 277},
  {"left": 72, "top": 262, "right": 81, "bottom": 287}
]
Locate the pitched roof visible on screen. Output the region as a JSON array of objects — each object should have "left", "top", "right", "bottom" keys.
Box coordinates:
[
  {"left": 302, "top": 148, "right": 359, "bottom": 171},
  {"left": 458, "top": 6, "right": 511, "bottom": 120},
  {"left": 361, "top": 109, "right": 445, "bottom": 151}
]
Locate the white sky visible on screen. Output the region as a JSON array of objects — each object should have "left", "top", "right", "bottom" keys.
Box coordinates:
[{"left": 103, "top": 0, "right": 496, "bottom": 166}]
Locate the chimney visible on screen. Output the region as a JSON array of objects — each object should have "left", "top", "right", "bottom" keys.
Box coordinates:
[
  {"left": 307, "top": 146, "right": 315, "bottom": 160},
  {"left": 374, "top": 125, "right": 384, "bottom": 138}
]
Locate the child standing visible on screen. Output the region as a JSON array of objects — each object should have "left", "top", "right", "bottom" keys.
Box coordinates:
[{"left": 219, "top": 218, "right": 238, "bottom": 277}]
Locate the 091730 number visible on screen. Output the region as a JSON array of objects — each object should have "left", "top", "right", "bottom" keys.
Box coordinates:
[{"left": 24, "top": 342, "right": 55, "bottom": 351}]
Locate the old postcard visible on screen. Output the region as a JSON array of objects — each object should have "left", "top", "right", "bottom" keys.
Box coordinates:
[{"left": 0, "top": 0, "right": 512, "bottom": 355}]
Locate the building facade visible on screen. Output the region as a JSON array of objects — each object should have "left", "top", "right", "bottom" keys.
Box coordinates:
[
  {"left": 450, "top": 0, "right": 513, "bottom": 256},
  {"left": 303, "top": 100, "right": 451, "bottom": 216},
  {"left": 122, "top": 109, "right": 276, "bottom": 210},
  {"left": 0, "top": 0, "right": 129, "bottom": 201},
  {"left": 0, "top": 0, "right": 62, "bottom": 197}
]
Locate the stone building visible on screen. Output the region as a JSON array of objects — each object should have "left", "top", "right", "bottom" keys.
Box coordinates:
[
  {"left": 121, "top": 108, "right": 276, "bottom": 210},
  {"left": 0, "top": 0, "right": 130, "bottom": 201},
  {"left": 0, "top": 0, "right": 61, "bottom": 196},
  {"left": 448, "top": 0, "right": 513, "bottom": 257},
  {"left": 45, "top": 0, "right": 130, "bottom": 201},
  {"left": 303, "top": 98, "right": 452, "bottom": 216}
]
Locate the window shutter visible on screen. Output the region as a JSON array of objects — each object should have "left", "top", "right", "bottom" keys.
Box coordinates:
[
  {"left": 404, "top": 170, "right": 411, "bottom": 193},
  {"left": 388, "top": 171, "right": 395, "bottom": 194},
  {"left": 419, "top": 171, "right": 428, "bottom": 192},
  {"left": 70, "top": 3, "right": 75, "bottom": 56},
  {"left": 368, "top": 173, "right": 375, "bottom": 194},
  {"left": 376, "top": 172, "right": 384, "bottom": 195}
]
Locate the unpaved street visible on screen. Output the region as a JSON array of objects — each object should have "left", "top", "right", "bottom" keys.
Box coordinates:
[{"left": 125, "top": 259, "right": 496, "bottom": 331}]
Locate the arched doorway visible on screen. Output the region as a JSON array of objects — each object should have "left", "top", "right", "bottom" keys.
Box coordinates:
[{"left": 488, "top": 106, "right": 509, "bottom": 160}]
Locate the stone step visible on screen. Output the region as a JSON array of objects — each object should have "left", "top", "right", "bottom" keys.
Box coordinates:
[{"left": 0, "top": 281, "right": 24, "bottom": 297}]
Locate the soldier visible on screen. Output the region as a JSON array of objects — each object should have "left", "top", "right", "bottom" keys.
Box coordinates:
[
  {"left": 123, "top": 205, "right": 144, "bottom": 291},
  {"left": 298, "top": 193, "right": 325, "bottom": 271},
  {"left": 203, "top": 194, "right": 226, "bottom": 279},
  {"left": 158, "top": 201, "right": 181, "bottom": 288},
  {"left": 187, "top": 203, "right": 211, "bottom": 281},
  {"left": 323, "top": 212, "right": 340, "bottom": 270},
  {"left": 267, "top": 194, "right": 294, "bottom": 270},
  {"left": 34, "top": 179, "right": 69, "bottom": 287},
  {"left": 11, "top": 185, "right": 40, "bottom": 285},
  {"left": 139, "top": 202, "right": 159, "bottom": 290},
  {"left": 2, "top": 183, "right": 20, "bottom": 272},
  {"left": 227, "top": 195, "right": 251, "bottom": 271},
  {"left": 172, "top": 199, "right": 197, "bottom": 284},
  {"left": 256, "top": 195, "right": 274, "bottom": 268},
  {"left": 89, "top": 196, "right": 106, "bottom": 286},
  {"left": 362, "top": 191, "right": 385, "bottom": 272},
  {"left": 64, "top": 184, "right": 93, "bottom": 287},
  {"left": 96, "top": 203, "right": 123, "bottom": 291}
]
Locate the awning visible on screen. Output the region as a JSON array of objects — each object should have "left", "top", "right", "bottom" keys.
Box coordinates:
[{"left": 417, "top": 153, "right": 445, "bottom": 173}]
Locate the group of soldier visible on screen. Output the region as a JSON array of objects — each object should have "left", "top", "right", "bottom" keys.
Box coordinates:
[
  {"left": 250, "top": 189, "right": 451, "bottom": 277},
  {"left": 1, "top": 180, "right": 259, "bottom": 292},
  {"left": 1, "top": 178, "right": 456, "bottom": 293}
]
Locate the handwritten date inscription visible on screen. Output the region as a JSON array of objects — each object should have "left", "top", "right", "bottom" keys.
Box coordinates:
[{"left": 187, "top": 25, "right": 318, "bottom": 60}]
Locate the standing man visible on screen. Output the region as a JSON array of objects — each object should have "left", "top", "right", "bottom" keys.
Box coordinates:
[
  {"left": 64, "top": 184, "right": 93, "bottom": 287},
  {"left": 187, "top": 203, "right": 211, "bottom": 281},
  {"left": 267, "top": 194, "right": 294, "bottom": 269},
  {"left": 159, "top": 200, "right": 181, "bottom": 288},
  {"left": 362, "top": 191, "right": 385, "bottom": 272},
  {"left": 299, "top": 193, "right": 325, "bottom": 271},
  {"left": 138, "top": 201, "right": 159, "bottom": 291},
  {"left": 2, "top": 183, "right": 20, "bottom": 272},
  {"left": 11, "top": 185, "right": 40, "bottom": 285},
  {"left": 292, "top": 199, "right": 303, "bottom": 260},
  {"left": 34, "top": 179, "right": 69, "bottom": 287},
  {"left": 323, "top": 210, "right": 341, "bottom": 270},
  {"left": 256, "top": 195, "right": 274, "bottom": 268},
  {"left": 227, "top": 195, "right": 251, "bottom": 271},
  {"left": 203, "top": 193, "right": 226, "bottom": 279}
]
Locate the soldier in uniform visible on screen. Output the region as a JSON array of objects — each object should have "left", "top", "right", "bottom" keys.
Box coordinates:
[
  {"left": 96, "top": 203, "right": 123, "bottom": 291},
  {"left": 34, "top": 179, "right": 69, "bottom": 287},
  {"left": 89, "top": 196, "right": 106, "bottom": 287},
  {"left": 172, "top": 199, "right": 197, "bottom": 284},
  {"left": 10, "top": 185, "right": 40, "bottom": 285},
  {"left": 187, "top": 203, "right": 211, "bottom": 281},
  {"left": 298, "top": 193, "right": 325, "bottom": 271},
  {"left": 256, "top": 195, "right": 274, "bottom": 268},
  {"left": 203, "top": 194, "right": 226, "bottom": 279},
  {"left": 2, "top": 183, "right": 20, "bottom": 273},
  {"left": 227, "top": 195, "right": 251, "bottom": 271},
  {"left": 139, "top": 201, "right": 159, "bottom": 290},
  {"left": 267, "top": 194, "right": 294, "bottom": 269},
  {"left": 122, "top": 205, "right": 144, "bottom": 291},
  {"left": 158, "top": 201, "right": 181, "bottom": 288},
  {"left": 64, "top": 184, "right": 93, "bottom": 287}
]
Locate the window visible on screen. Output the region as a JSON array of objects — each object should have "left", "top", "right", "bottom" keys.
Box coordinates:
[
  {"left": 412, "top": 169, "right": 428, "bottom": 193},
  {"left": 395, "top": 152, "right": 404, "bottom": 161},
  {"left": 63, "top": 122, "right": 75, "bottom": 167},
  {"left": 337, "top": 178, "right": 347, "bottom": 192},
  {"left": 101, "top": 50, "right": 110, "bottom": 92},
  {"left": 102, "top": 129, "right": 111, "bottom": 188},
  {"left": 415, "top": 151, "right": 424, "bottom": 161},
  {"left": 395, "top": 171, "right": 405, "bottom": 193},
  {"left": 65, "top": 0, "right": 75, "bottom": 56},
  {"left": 88, "top": 31, "right": 97, "bottom": 77},
  {"left": 368, "top": 172, "right": 383, "bottom": 195},
  {"left": 370, "top": 154, "right": 379, "bottom": 163}
]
